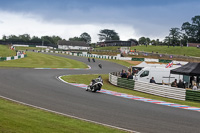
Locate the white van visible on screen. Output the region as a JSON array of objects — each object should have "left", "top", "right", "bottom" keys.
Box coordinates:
[{"left": 135, "top": 67, "right": 182, "bottom": 84}]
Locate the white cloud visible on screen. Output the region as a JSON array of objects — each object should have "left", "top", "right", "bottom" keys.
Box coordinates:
[{"left": 0, "top": 11, "right": 141, "bottom": 43}]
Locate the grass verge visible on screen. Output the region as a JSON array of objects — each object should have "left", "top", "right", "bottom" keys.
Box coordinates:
[
  {"left": 61, "top": 74, "right": 200, "bottom": 108},
  {"left": 95, "top": 45, "right": 200, "bottom": 57},
  {"left": 60, "top": 54, "right": 132, "bottom": 68},
  {"left": 0, "top": 98, "right": 126, "bottom": 133},
  {"left": 15, "top": 46, "right": 44, "bottom": 51},
  {"left": 132, "top": 45, "right": 200, "bottom": 57},
  {"left": 0, "top": 52, "right": 88, "bottom": 68},
  {"left": 0, "top": 45, "right": 16, "bottom": 57},
  {"left": 94, "top": 46, "right": 121, "bottom": 50}
]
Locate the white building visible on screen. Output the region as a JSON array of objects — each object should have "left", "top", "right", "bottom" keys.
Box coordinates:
[{"left": 57, "top": 40, "right": 90, "bottom": 50}]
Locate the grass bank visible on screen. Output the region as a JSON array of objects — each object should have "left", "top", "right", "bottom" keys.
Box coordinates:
[
  {"left": 61, "top": 74, "right": 200, "bottom": 108},
  {"left": 94, "top": 46, "right": 120, "bottom": 50},
  {"left": 0, "top": 45, "right": 16, "bottom": 57},
  {"left": 0, "top": 98, "right": 125, "bottom": 133},
  {"left": 132, "top": 45, "right": 200, "bottom": 57},
  {"left": 0, "top": 52, "right": 88, "bottom": 68},
  {"left": 94, "top": 45, "right": 200, "bottom": 57}
]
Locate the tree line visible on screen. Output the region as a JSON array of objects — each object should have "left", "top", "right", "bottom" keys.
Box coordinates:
[
  {"left": 139, "top": 15, "right": 200, "bottom": 46},
  {"left": 1, "top": 15, "right": 199, "bottom": 47}
]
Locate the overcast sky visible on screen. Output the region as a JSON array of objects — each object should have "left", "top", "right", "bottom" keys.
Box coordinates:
[{"left": 0, "top": 0, "right": 200, "bottom": 42}]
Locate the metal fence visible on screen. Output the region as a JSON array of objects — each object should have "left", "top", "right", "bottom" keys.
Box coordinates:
[
  {"left": 109, "top": 72, "right": 186, "bottom": 101},
  {"left": 134, "top": 80, "right": 186, "bottom": 100}
]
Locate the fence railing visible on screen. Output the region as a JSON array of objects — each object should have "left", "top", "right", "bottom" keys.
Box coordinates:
[
  {"left": 109, "top": 72, "right": 186, "bottom": 101},
  {"left": 134, "top": 80, "right": 186, "bottom": 100}
]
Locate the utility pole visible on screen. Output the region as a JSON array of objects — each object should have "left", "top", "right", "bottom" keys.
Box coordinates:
[{"left": 42, "top": 40, "right": 44, "bottom": 51}]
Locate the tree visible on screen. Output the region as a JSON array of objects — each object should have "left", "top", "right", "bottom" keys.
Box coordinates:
[
  {"left": 19, "top": 34, "right": 31, "bottom": 42},
  {"left": 138, "top": 37, "right": 146, "bottom": 45},
  {"left": 181, "top": 15, "right": 200, "bottom": 42},
  {"left": 2, "top": 35, "right": 7, "bottom": 41},
  {"left": 98, "top": 29, "right": 120, "bottom": 41},
  {"left": 169, "top": 28, "right": 181, "bottom": 45},
  {"left": 31, "top": 36, "right": 41, "bottom": 43},
  {"left": 41, "top": 36, "right": 55, "bottom": 45},
  {"left": 146, "top": 37, "right": 151, "bottom": 45},
  {"left": 69, "top": 36, "right": 84, "bottom": 42},
  {"left": 51, "top": 36, "right": 62, "bottom": 44},
  {"left": 7, "top": 35, "right": 20, "bottom": 42},
  {"left": 80, "top": 32, "right": 91, "bottom": 44}
]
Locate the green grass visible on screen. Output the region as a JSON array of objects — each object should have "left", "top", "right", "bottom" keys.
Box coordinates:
[
  {"left": 0, "top": 45, "right": 16, "bottom": 57},
  {"left": 101, "top": 59, "right": 132, "bottom": 67},
  {"left": 66, "top": 54, "right": 132, "bottom": 67},
  {"left": 91, "top": 51, "right": 120, "bottom": 56},
  {"left": 94, "top": 46, "right": 121, "bottom": 50},
  {"left": 61, "top": 74, "right": 200, "bottom": 108},
  {"left": 131, "top": 45, "right": 200, "bottom": 57},
  {"left": 15, "top": 46, "right": 44, "bottom": 51},
  {"left": 94, "top": 45, "right": 200, "bottom": 57},
  {"left": 0, "top": 98, "right": 126, "bottom": 133},
  {"left": 0, "top": 52, "right": 88, "bottom": 68}
]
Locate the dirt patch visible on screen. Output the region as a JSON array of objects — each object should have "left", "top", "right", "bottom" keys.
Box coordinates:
[
  {"left": 124, "top": 61, "right": 142, "bottom": 65},
  {"left": 124, "top": 61, "right": 167, "bottom": 66}
]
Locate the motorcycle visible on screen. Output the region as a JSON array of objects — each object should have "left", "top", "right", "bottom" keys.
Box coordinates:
[
  {"left": 86, "top": 78, "right": 103, "bottom": 92},
  {"left": 98, "top": 63, "right": 102, "bottom": 69},
  {"left": 88, "top": 58, "right": 90, "bottom": 62},
  {"left": 92, "top": 58, "right": 95, "bottom": 62}
]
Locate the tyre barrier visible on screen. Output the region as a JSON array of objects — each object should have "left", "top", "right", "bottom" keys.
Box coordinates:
[{"left": 0, "top": 54, "right": 27, "bottom": 61}]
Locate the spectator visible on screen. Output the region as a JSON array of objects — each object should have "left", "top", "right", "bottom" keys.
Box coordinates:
[
  {"left": 190, "top": 76, "right": 194, "bottom": 88},
  {"left": 177, "top": 79, "right": 185, "bottom": 88},
  {"left": 192, "top": 83, "right": 198, "bottom": 91},
  {"left": 127, "top": 72, "right": 133, "bottom": 79},
  {"left": 197, "top": 76, "right": 199, "bottom": 88},
  {"left": 121, "top": 69, "right": 127, "bottom": 78},
  {"left": 171, "top": 79, "right": 177, "bottom": 87},
  {"left": 150, "top": 77, "right": 156, "bottom": 83},
  {"left": 133, "top": 74, "right": 138, "bottom": 80}
]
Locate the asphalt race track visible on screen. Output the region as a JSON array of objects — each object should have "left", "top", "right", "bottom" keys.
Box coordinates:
[{"left": 0, "top": 53, "right": 200, "bottom": 133}]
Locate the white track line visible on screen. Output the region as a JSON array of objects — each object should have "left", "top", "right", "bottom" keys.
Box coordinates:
[
  {"left": 57, "top": 75, "right": 139, "bottom": 133},
  {"left": 0, "top": 75, "right": 138, "bottom": 133}
]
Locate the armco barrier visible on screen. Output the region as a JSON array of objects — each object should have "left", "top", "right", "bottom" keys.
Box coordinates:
[
  {"left": 159, "top": 59, "right": 172, "bottom": 63},
  {"left": 186, "top": 90, "right": 200, "bottom": 102},
  {"left": 134, "top": 80, "right": 186, "bottom": 100},
  {"left": 131, "top": 58, "right": 144, "bottom": 61},
  {"left": 109, "top": 73, "right": 118, "bottom": 86},
  {"left": 109, "top": 72, "right": 135, "bottom": 90},
  {"left": 109, "top": 72, "right": 186, "bottom": 101}
]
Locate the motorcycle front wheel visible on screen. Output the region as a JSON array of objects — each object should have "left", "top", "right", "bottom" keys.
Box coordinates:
[{"left": 86, "top": 86, "right": 90, "bottom": 91}]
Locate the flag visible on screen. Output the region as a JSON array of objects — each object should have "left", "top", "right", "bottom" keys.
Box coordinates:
[{"left": 166, "top": 61, "right": 173, "bottom": 68}]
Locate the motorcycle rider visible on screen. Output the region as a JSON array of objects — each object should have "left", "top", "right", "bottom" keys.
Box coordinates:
[
  {"left": 92, "top": 58, "right": 95, "bottom": 62},
  {"left": 98, "top": 63, "right": 102, "bottom": 68},
  {"left": 91, "top": 76, "right": 103, "bottom": 85},
  {"left": 86, "top": 76, "right": 103, "bottom": 91},
  {"left": 88, "top": 58, "right": 90, "bottom": 62}
]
